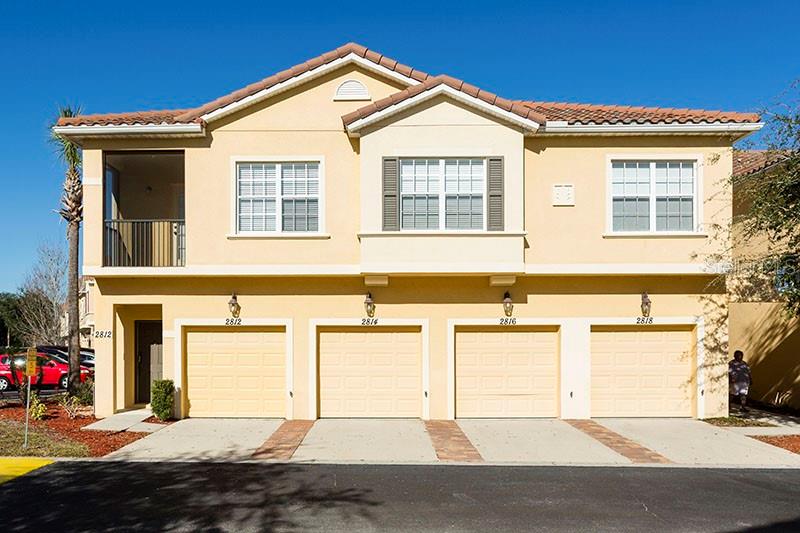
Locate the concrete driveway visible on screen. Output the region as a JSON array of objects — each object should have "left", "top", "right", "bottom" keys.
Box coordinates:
[
  {"left": 107, "top": 417, "right": 800, "bottom": 467},
  {"left": 599, "top": 418, "right": 800, "bottom": 467},
  {"left": 107, "top": 418, "right": 283, "bottom": 461}
]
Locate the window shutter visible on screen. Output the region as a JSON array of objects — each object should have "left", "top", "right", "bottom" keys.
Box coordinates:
[
  {"left": 487, "top": 157, "right": 504, "bottom": 231},
  {"left": 382, "top": 157, "right": 399, "bottom": 231}
]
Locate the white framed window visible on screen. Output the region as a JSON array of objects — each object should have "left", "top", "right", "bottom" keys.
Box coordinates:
[
  {"left": 400, "top": 158, "right": 485, "bottom": 230},
  {"left": 235, "top": 160, "right": 321, "bottom": 234},
  {"left": 609, "top": 158, "right": 698, "bottom": 233}
]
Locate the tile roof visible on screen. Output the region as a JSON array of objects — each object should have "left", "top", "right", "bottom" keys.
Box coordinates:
[
  {"left": 342, "top": 75, "right": 547, "bottom": 127},
  {"left": 57, "top": 109, "right": 196, "bottom": 127},
  {"left": 733, "top": 149, "right": 792, "bottom": 177},
  {"left": 55, "top": 42, "right": 760, "bottom": 130},
  {"left": 517, "top": 101, "right": 760, "bottom": 126}
]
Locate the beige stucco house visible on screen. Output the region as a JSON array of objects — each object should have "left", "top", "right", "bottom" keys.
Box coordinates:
[{"left": 53, "top": 43, "right": 764, "bottom": 421}]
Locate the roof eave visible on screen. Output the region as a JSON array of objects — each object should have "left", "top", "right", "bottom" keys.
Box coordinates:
[
  {"left": 538, "top": 121, "right": 764, "bottom": 137},
  {"left": 52, "top": 123, "right": 206, "bottom": 138}
]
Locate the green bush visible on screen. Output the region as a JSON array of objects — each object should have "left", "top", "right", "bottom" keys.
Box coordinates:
[
  {"left": 29, "top": 391, "right": 47, "bottom": 421},
  {"left": 151, "top": 379, "right": 174, "bottom": 421},
  {"left": 72, "top": 378, "right": 94, "bottom": 406}
]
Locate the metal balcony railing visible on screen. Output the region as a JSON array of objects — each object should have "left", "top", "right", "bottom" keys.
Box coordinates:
[{"left": 103, "top": 219, "right": 186, "bottom": 267}]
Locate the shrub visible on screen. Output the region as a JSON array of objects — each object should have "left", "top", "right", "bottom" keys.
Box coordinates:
[
  {"left": 29, "top": 391, "right": 47, "bottom": 421},
  {"left": 58, "top": 394, "right": 83, "bottom": 419},
  {"left": 151, "top": 379, "right": 174, "bottom": 421},
  {"left": 72, "top": 378, "right": 94, "bottom": 406}
]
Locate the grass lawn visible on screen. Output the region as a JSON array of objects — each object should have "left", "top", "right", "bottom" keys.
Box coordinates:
[
  {"left": 704, "top": 417, "right": 776, "bottom": 427},
  {"left": 0, "top": 420, "right": 89, "bottom": 457}
]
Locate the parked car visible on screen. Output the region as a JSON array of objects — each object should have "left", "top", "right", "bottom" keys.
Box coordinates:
[
  {"left": 37, "top": 345, "right": 95, "bottom": 368},
  {"left": 0, "top": 352, "right": 93, "bottom": 391}
]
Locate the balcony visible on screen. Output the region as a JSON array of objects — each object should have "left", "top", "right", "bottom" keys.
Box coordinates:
[
  {"left": 103, "top": 151, "right": 185, "bottom": 267},
  {"left": 104, "top": 219, "right": 186, "bottom": 267}
]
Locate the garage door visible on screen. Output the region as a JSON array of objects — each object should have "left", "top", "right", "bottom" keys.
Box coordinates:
[
  {"left": 186, "top": 328, "right": 286, "bottom": 417},
  {"left": 455, "top": 327, "right": 559, "bottom": 418},
  {"left": 591, "top": 327, "right": 694, "bottom": 417},
  {"left": 318, "top": 327, "right": 421, "bottom": 417}
]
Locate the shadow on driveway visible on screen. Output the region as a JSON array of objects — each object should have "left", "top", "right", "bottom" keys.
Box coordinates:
[{"left": 0, "top": 461, "right": 378, "bottom": 531}]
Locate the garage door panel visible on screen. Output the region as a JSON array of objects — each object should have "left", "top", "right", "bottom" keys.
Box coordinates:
[
  {"left": 456, "top": 328, "right": 559, "bottom": 418},
  {"left": 319, "top": 328, "right": 422, "bottom": 418},
  {"left": 591, "top": 328, "right": 693, "bottom": 417},
  {"left": 186, "top": 328, "right": 286, "bottom": 418}
]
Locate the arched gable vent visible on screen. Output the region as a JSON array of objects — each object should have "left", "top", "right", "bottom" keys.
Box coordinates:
[{"left": 334, "top": 79, "right": 370, "bottom": 101}]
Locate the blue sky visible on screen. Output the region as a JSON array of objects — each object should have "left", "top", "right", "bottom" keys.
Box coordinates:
[{"left": 0, "top": 0, "right": 797, "bottom": 291}]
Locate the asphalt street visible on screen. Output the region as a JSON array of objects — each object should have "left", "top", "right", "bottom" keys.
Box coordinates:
[{"left": 2, "top": 462, "right": 799, "bottom": 532}]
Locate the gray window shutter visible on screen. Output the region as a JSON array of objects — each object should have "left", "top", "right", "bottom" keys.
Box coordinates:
[
  {"left": 487, "top": 157, "right": 504, "bottom": 231},
  {"left": 382, "top": 157, "right": 399, "bottom": 231}
]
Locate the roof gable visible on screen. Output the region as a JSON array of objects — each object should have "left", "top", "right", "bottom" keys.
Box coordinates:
[{"left": 343, "top": 75, "right": 546, "bottom": 136}]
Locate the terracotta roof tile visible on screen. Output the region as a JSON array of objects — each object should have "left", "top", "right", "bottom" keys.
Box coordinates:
[
  {"left": 517, "top": 100, "right": 760, "bottom": 125},
  {"left": 733, "top": 149, "right": 792, "bottom": 177},
  {"left": 56, "top": 109, "right": 196, "bottom": 127},
  {"left": 342, "top": 75, "right": 548, "bottom": 128}
]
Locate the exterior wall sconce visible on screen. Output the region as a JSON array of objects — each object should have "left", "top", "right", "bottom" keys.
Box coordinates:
[
  {"left": 502, "top": 291, "right": 514, "bottom": 317},
  {"left": 228, "top": 293, "right": 241, "bottom": 318},
  {"left": 364, "top": 292, "right": 376, "bottom": 317},
  {"left": 640, "top": 291, "right": 652, "bottom": 317}
]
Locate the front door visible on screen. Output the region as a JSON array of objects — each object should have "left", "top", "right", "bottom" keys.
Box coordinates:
[{"left": 135, "top": 321, "right": 162, "bottom": 404}]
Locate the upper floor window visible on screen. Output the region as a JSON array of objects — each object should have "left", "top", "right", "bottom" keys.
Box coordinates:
[
  {"left": 611, "top": 160, "right": 697, "bottom": 232},
  {"left": 237, "top": 162, "right": 319, "bottom": 233},
  {"left": 400, "top": 158, "right": 485, "bottom": 230}
]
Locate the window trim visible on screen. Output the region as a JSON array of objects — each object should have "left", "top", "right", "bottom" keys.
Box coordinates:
[
  {"left": 230, "top": 155, "right": 326, "bottom": 236},
  {"left": 605, "top": 154, "right": 704, "bottom": 236},
  {"left": 398, "top": 157, "right": 488, "bottom": 232}
]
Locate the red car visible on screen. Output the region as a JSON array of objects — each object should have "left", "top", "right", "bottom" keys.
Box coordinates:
[{"left": 0, "top": 353, "right": 92, "bottom": 391}]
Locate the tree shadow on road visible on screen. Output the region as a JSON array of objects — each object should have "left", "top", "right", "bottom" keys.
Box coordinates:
[{"left": 0, "top": 461, "right": 379, "bottom": 532}]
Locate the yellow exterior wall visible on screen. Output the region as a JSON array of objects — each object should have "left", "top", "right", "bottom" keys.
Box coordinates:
[
  {"left": 91, "top": 275, "right": 729, "bottom": 419},
  {"left": 524, "top": 136, "right": 732, "bottom": 265}
]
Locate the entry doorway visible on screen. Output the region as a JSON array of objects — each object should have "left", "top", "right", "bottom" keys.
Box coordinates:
[{"left": 135, "top": 321, "right": 163, "bottom": 404}]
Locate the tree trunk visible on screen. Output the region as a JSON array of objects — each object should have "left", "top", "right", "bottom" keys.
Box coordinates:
[{"left": 67, "top": 218, "right": 81, "bottom": 393}]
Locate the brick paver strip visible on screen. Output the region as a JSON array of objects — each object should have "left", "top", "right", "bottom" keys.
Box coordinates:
[
  {"left": 252, "top": 420, "right": 315, "bottom": 460},
  {"left": 425, "top": 420, "right": 483, "bottom": 462},
  {"left": 566, "top": 420, "right": 671, "bottom": 464}
]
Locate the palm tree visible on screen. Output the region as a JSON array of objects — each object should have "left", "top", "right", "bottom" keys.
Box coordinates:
[{"left": 51, "top": 105, "right": 82, "bottom": 394}]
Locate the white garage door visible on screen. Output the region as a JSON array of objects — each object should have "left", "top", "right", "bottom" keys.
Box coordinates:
[
  {"left": 186, "top": 328, "right": 286, "bottom": 417},
  {"left": 591, "top": 327, "right": 694, "bottom": 417},
  {"left": 456, "top": 327, "right": 559, "bottom": 418},
  {"left": 318, "top": 327, "right": 421, "bottom": 417}
]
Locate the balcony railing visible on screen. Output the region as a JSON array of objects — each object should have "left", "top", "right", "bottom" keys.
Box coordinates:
[{"left": 103, "top": 219, "right": 186, "bottom": 267}]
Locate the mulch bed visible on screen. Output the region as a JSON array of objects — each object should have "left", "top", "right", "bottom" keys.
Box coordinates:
[
  {"left": 752, "top": 435, "right": 800, "bottom": 455},
  {"left": 142, "top": 415, "right": 174, "bottom": 425},
  {"left": 0, "top": 403, "right": 146, "bottom": 457}
]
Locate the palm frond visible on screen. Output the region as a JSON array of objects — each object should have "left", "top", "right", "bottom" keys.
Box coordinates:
[{"left": 50, "top": 105, "right": 82, "bottom": 171}]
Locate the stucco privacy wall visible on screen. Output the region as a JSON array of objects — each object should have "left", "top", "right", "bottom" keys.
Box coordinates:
[
  {"left": 730, "top": 302, "right": 800, "bottom": 410},
  {"left": 524, "top": 136, "right": 733, "bottom": 265},
  {"left": 90, "top": 276, "right": 729, "bottom": 420}
]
